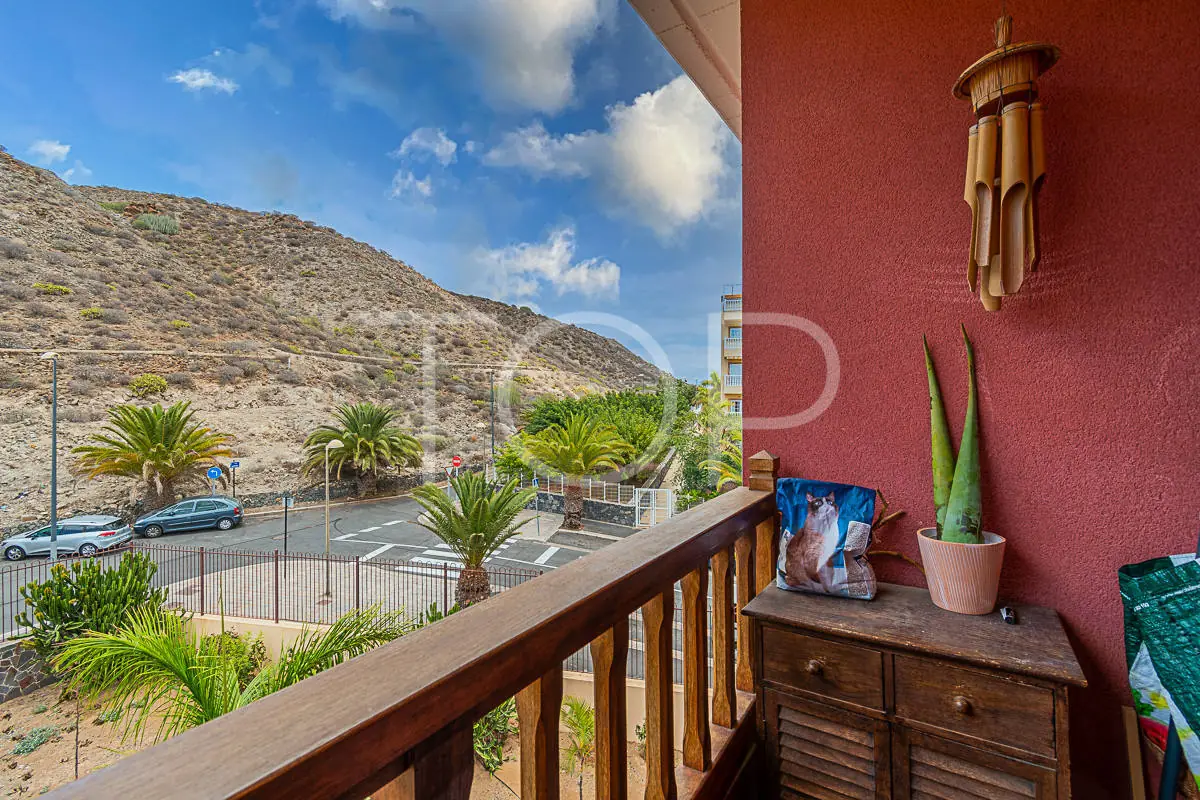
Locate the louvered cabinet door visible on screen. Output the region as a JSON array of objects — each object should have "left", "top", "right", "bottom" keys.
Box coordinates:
[
  {"left": 763, "top": 688, "right": 890, "bottom": 800},
  {"left": 893, "top": 727, "right": 1057, "bottom": 800}
]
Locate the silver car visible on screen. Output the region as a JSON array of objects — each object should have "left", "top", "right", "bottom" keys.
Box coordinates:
[{"left": 2, "top": 515, "right": 133, "bottom": 561}]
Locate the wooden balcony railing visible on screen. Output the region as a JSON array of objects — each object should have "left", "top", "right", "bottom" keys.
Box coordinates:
[{"left": 50, "top": 452, "right": 780, "bottom": 800}]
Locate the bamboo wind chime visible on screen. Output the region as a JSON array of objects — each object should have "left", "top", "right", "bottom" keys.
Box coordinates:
[{"left": 955, "top": 16, "right": 1060, "bottom": 311}]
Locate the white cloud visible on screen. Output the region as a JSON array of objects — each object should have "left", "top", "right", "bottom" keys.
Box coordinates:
[
  {"left": 393, "top": 128, "right": 457, "bottom": 165},
  {"left": 390, "top": 170, "right": 433, "bottom": 201},
  {"left": 483, "top": 75, "right": 734, "bottom": 236},
  {"left": 170, "top": 68, "right": 239, "bottom": 94},
  {"left": 209, "top": 44, "right": 292, "bottom": 87},
  {"left": 474, "top": 225, "right": 619, "bottom": 301},
  {"left": 319, "top": 0, "right": 614, "bottom": 113},
  {"left": 61, "top": 161, "right": 93, "bottom": 184},
  {"left": 28, "top": 140, "right": 70, "bottom": 165}
]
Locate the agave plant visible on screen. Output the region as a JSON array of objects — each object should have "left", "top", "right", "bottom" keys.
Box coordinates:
[
  {"left": 303, "top": 402, "right": 423, "bottom": 495},
  {"left": 923, "top": 325, "right": 982, "bottom": 544},
  {"left": 411, "top": 472, "right": 536, "bottom": 606},
  {"left": 72, "top": 402, "right": 233, "bottom": 508},
  {"left": 53, "top": 604, "right": 412, "bottom": 743}
]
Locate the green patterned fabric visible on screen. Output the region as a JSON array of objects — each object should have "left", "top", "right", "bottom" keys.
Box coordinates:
[{"left": 1120, "top": 554, "right": 1200, "bottom": 790}]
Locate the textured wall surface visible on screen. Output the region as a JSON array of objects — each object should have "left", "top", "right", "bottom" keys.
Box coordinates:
[
  {"left": 742, "top": 1, "right": 1200, "bottom": 796},
  {"left": 0, "top": 641, "right": 54, "bottom": 703}
]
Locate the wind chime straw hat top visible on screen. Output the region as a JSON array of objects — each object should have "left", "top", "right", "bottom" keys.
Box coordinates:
[{"left": 953, "top": 16, "right": 1060, "bottom": 108}]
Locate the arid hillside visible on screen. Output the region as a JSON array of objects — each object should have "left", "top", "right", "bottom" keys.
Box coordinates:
[{"left": 0, "top": 151, "right": 660, "bottom": 523}]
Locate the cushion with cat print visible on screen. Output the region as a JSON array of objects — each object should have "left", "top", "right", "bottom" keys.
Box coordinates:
[{"left": 776, "top": 478, "right": 877, "bottom": 600}]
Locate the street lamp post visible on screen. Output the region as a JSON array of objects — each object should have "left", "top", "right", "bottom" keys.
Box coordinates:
[
  {"left": 490, "top": 371, "right": 496, "bottom": 458},
  {"left": 40, "top": 352, "right": 59, "bottom": 562},
  {"left": 323, "top": 439, "right": 344, "bottom": 596}
]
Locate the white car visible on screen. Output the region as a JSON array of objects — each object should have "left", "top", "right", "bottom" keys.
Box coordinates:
[{"left": 2, "top": 515, "right": 134, "bottom": 561}]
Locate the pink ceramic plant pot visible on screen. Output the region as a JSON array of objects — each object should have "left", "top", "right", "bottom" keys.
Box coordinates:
[{"left": 917, "top": 528, "right": 1006, "bottom": 615}]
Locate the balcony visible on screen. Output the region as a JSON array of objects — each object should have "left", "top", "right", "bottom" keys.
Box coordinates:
[
  {"left": 54, "top": 457, "right": 783, "bottom": 800},
  {"left": 724, "top": 373, "right": 742, "bottom": 390},
  {"left": 721, "top": 297, "right": 742, "bottom": 321},
  {"left": 723, "top": 336, "right": 742, "bottom": 357}
]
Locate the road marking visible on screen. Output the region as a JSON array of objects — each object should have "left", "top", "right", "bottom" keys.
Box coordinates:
[
  {"left": 533, "top": 547, "right": 559, "bottom": 565},
  {"left": 360, "top": 526, "right": 381, "bottom": 532},
  {"left": 362, "top": 544, "right": 396, "bottom": 561},
  {"left": 412, "top": 555, "right": 463, "bottom": 566},
  {"left": 333, "top": 533, "right": 359, "bottom": 541},
  {"left": 382, "top": 520, "right": 403, "bottom": 526},
  {"left": 492, "top": 555, "right": 556, "bottom": 569},
  {"left": 345, "top": 539, "right": 425, "bottom": 548}
]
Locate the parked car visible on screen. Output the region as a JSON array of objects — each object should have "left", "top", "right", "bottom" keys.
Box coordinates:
[
  {"left": 133, "top": 496, "right": 244, "bottom": 538},
  {"left": 2, "top": 515, "right": 133, "bottom": 561}
]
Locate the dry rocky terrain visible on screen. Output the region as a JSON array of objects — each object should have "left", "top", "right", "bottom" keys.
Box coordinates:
[{"left": 0, "top": 151, "right": 660, "bottom": 525}]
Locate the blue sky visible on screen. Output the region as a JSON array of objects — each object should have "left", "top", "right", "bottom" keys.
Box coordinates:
[{"left": 0, "top": 0, "right": 741, "bottom": 380}]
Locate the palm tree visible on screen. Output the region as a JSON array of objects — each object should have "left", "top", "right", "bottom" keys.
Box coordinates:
[
  {"left": 411, "top": 472, "right": 536, "bottom": 606},
  {"left": 701, "top": 428, "right": 744, "bottom": 491},
  {"left": 73, "top": 402, "right": 233, "bottom": 508},
  {"left": 562, "top": 697, "right": 596, "bottom": 800},
  {"left": 523, "top": 414, "right": 634, "bottom": 530},
  {"left": 53, "top": 605, "right": 411, "bottom": 743},
  {"left": 303, "top": 402, "right": 422, "bottom": 495}
]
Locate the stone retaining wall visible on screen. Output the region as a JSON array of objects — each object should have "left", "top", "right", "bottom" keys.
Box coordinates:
[
  {"left": 525, "top": 492, "right": 635, "bottom": 527},
  {"left": 0, "top": 641, "right": 54, "bottom": 704}
]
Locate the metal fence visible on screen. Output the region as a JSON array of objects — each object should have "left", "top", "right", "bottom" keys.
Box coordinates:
[{"left": 1, "top": 544, "right": 540, "bottom": 641}]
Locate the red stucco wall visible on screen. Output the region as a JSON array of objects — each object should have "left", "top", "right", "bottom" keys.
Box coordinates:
[{"left": 742, "top": 1, "right": 1200, "bottom": 795}]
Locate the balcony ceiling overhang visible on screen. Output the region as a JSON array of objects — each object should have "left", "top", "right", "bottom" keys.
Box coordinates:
[{"left": 627, "top": 0, "right": 742, "bottom": 139}]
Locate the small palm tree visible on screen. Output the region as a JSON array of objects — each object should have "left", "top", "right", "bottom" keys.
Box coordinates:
[
  {"left": 523, "top": 414, "right": 634, "bottom": 530},
  {"left": 73, "top": 402, "right": 233, "bottom": 508},
  {"left": 303, "top": 402, "right": 422, "bottom": 495},
  {"left": 411, "top": 473, "right": 536, "bottom": 606},
  {"left": 701, "top": 428, "right": 744, "bottom": 491},
  {"left": 562, "top": 697, "right": 596, "bottom": 800},
  {"left": 53, "top": 605, "right": 411, "bottom": 743}
]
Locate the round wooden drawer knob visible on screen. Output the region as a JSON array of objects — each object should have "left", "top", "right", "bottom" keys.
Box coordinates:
[
  {"left": 806, "top": 659, "right": 824, "bottom": 676},
  {"left": 953, "top": 695, "right": 973, "bottom": 715}
]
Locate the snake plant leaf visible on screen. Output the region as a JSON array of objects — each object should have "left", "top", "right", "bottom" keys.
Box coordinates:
[
  {"left": 941, "top": 325, "right": 983, "bottom": 544},
  {"left": 924, "top": 335, "right": 956, "bottom": 537}
]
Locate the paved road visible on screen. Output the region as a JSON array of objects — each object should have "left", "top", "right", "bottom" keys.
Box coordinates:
[{"left": 162, "top": 494, "right": 584, "bottom": 571}]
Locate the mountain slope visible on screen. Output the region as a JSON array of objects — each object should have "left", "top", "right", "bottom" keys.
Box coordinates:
[{"left": 0, "top": 151, "right": 660, "bottom": 521}]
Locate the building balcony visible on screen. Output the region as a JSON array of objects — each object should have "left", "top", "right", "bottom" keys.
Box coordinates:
[
  {"left": 723, "top": 336, "right": 742, "bottom": 357},
  {"left": 724, "top": 373, "right": 742, "bottom": 389},
  {"left": 54, "top": 460, "right": 783, "bottom": 800},
  {"left": 721, "top": 297, "right": 742, "bottom": 321}
]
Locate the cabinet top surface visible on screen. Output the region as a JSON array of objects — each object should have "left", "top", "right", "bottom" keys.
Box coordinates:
[{"left": 744, "top": 583, "right": 1087, "bottom": 687}]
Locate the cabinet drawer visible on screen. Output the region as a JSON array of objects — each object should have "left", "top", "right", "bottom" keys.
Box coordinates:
[
  {"left": 893, "top": 655, "right": 1055, "bottom": 757},
  {"left": 762, "top": 626, "right": 884, "bottom": 710}
]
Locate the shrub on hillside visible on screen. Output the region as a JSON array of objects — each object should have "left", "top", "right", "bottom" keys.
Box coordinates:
[
  {"left": 216, "top": 365, "right": 243, "bottom": 384},
  {"left": 165, "top": 372, "right": 194, "bottom": 388},
  {"left": 79, "top": 307, "right": 103, "bottom": 320},
  {"left": 98, "top": 201, "right": 128, "bottom": 212},
  {"left": 0, "top": 237, "right": 29, "bottom": 260},
  {"left": 128, "top": 373, "right": 168, "bottom": 398},
  {"left": 170, "top": 319, "right": 191, "bottom": 329},
  {"left": 33, "top": 282, "right": 72, "bottom": 296},
  {"left": 278, "top": 369, "right": 303, "bottom": 385},
  {"left": 100, "top": 308, "right": 129, "bottom": 324},
  {"left": 132, "top": 214, "right": 180, "bottom": 235}
]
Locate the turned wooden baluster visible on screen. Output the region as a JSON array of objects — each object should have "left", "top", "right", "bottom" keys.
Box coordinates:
[
  {"left": 591, "top": 618, "right": 629, "bottom": 800},
  {"left": 516, "top": 665, "right": 563, "bottom": 800},
  {"left": 733, "top": 530, "right": 756, "bottom": 693},
  {"left": 373, "top": 727, "right": 473, "bottom": 800},
  {"left": 735, "top": 450, "right": 779, "bottom": 694},
  {"left": 681, "top": 565, "right": 711, "bottom": 771},
  {"left": 710, "top": 546, "right": 736, "bottom": 728},
  {"left": 643, "top": 590, "right": 677, "bottom": 800}
]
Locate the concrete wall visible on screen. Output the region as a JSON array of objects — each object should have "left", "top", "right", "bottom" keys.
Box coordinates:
[
  {"left": 743, "top": 2, "right": 1200, "bottom": 796},
  {"left": 186, "top": 613, "right": 323, "bottom": 660}
]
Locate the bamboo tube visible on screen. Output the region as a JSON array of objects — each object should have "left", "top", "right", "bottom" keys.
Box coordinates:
[
  {"left": 979, "top": 181, "right": 1003, "bottom": 311},
  {"left": 1028, "top": 102, "right": 1046, "bottom": 273},
  {"left": 965, "top": 124, "right": 980, "bottom": 292},
  {"left": 973, "top": 115, "right": 999, "bottom": 270},
  {"left": 1000, "top": 101, "right": 1031, "bottom": 295}
]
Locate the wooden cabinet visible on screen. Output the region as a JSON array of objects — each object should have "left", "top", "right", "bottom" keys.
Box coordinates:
[{"left": 744, "top": 584, "right": 1087, "bottom": 800}]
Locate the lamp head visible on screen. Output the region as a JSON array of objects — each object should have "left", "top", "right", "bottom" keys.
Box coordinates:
[
  {"left": 326, "top": 439, "right": 345, "bottom": 451},
  {"left": 39, "top": 351, "right": 58, "bottom": 361}
]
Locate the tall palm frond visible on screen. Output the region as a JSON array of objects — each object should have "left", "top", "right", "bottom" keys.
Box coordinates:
[
  {"left": 54, "top": 605, "right": 412, "bottom": 744},
  {"left": 411, "top": 473, "right": 536, "bottom": 570},
  {"left": 302, "top": 402, "right": 422, "bottom": 485},
  {"left": 72, "top": 402, "right": 233, "bottom": 504},
  {"left": 701, "top": 428, "right": 744, "bottom": 491}
]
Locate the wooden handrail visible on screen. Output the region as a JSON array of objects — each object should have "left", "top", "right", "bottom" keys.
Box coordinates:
[{"left": 50, "top": 484, "right": 776, "bottom": 800}]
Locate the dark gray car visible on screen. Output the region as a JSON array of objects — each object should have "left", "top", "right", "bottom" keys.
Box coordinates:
[{"left": 133, "top": 496, "right": 245, "bottom": 538}]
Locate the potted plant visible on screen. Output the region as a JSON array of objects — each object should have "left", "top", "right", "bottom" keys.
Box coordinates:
[{"left": 917, "top": 326, "right": 1005, "bottom": 614}]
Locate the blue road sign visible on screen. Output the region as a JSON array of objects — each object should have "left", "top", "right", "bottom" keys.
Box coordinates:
[
  {"left": 207, "top": 467, "right": 222, "bottom": 480},
  {"left": 230, "top": 461, "right": 241, "bottom": 469}
]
